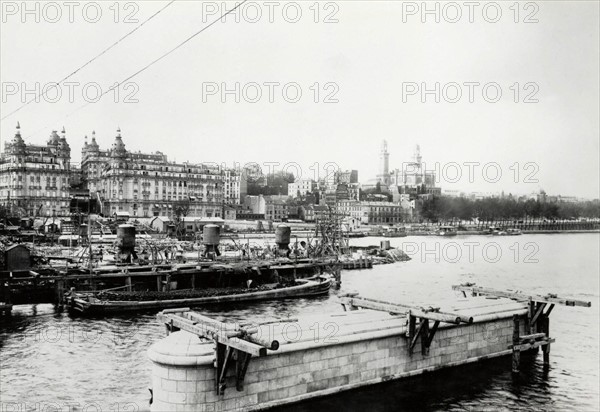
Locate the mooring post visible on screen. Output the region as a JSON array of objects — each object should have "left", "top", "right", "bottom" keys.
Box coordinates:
[
  {"left": 512, "top": 314, "right": 521, "bottom": 374},
  {"left": 526, "top": 300, "right": 534, "bottom": 334},
  {"left": 56, "top": 279, "right": 65, "bottom": 306}
]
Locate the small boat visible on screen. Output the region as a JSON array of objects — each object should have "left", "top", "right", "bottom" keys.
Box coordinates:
[
  {"left": 506, "top": 228, "right": 522, "bottom": 236},
  {"left": 382, "top": 227, "right": 407, "bottom": 238},
  {"left": 488, "top": 226, "right": 507, "bottom": 236},
  {"left": 67, "top": 277, "right": 332, "bottom": 316},
  {"left": 346, "top": 232, "right": 367, "bottom": 238},
  {"left": 437, "top": 226, "right": 457, "bottom": 236}
]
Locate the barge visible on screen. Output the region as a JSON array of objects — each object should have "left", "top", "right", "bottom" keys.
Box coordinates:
[
  {"left": 68, "top": 277, "right": 332, "bottom": 315},
  {"left": 147, "top": 284, "right": 590, "bottom": 411}
]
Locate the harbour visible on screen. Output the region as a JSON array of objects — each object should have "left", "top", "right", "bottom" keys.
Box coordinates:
[
  {"left": 1, "top": 2, "right": 599, "bottom": 410},
  {"left": 1, "top": 233, "right": 598, "bottom": 411}
]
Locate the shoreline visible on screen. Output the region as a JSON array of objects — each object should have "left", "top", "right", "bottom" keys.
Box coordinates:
[{"left": 393, "top": 229, "right": 600, "bottom": 237}]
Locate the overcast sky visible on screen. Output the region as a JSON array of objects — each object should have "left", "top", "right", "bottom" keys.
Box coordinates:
[{"left": 1, "top": 1, "right": 598, "bottom": 198}]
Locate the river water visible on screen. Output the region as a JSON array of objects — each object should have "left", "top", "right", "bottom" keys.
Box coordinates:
[{"left": 1, "top": 234, "right": 598, "bottom": 411}]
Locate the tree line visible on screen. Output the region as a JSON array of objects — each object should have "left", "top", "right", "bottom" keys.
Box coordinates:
[{"left": 420, "top": 196, "right": 600, "bottom": 222}]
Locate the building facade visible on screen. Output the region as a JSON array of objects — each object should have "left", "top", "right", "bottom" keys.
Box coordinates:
[
  {"left": 0, "top": 124, "right": 72, "bottom": 216},
  {"left": 81, "top": 129, "right": 225, "bottom": 218},
  {"left": 222, "top": 169, "right": 241, "bottom": 205},
  {"left": 335, "top": 169, "right": 358, "bottom": 185},
  {"left": 337, "top": 200, "right": 412, "bottom": 225},
  {"left": 288, "top": 179, "right": 316, "bottom": 198}
]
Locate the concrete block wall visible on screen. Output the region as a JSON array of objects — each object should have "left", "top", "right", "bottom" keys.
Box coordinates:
[{"left": 149, "top": 317, "right": 525, "bottom": 411}]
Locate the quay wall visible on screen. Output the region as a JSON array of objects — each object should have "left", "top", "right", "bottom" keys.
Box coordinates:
[{"left": 148, "top": 316, "right": 526, "bottom": 411}]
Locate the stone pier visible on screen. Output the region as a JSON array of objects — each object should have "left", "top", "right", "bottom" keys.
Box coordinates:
[{"left": 148, "top": 299, "right": 530, "bottom": 411}]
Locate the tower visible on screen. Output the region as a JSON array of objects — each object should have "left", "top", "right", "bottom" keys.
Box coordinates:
[
  {"left": 413, "top": 144, "right": 422, "bottom": 164},
  {"left": 378, "top": 139, "right": 390, "bottom": 185}
]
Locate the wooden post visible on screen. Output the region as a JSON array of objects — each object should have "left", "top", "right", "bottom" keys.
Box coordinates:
[
  {"left": 215, "top": 341, "right": 225, "bottom": 393},
  {"left": 526, "top": 300, "right": 533, "bottom": 334},
  {"left": 512, "top": 315, "right": 520, "bottom": 373},
  {"left": 55, "top": 279, "right": 65, "bottom": 306},
  {"left": 156, "top": 275, "right": 162, "bottom": 292},
  {"left": 408, "top": 314, "right": 416, "bottom": 340},
  {"left": 235, "top": 351, "right": 252, "bottom": 391},
  {"left": 126, "top": 276, "right": 132, "bottom": 292},
  {"left": 421, "top": 318, "right": 430, "bottom": 356},
  {"left": 542, "top": 315, "right": 550, "bottom": 365}
]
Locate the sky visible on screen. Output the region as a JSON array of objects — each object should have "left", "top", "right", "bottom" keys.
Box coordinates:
[{"left": 1, "top": 0, "right": 598, "bottom": 198}]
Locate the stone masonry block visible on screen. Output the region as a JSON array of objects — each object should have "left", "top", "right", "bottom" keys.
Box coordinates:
[
  {"left": 168, "top": 368, "right": 188, "bottom": 381},
  {"left": 288, "top": 383, "right": 308, "bottom": 398},
  {"left": 162, "top": 378, "right": 178, "bottom": 392},
  {"left": 177, "top": 380, "right": 197, "bottom": 393}
]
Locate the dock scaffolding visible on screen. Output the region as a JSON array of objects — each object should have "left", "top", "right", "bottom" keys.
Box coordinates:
[
  {"left": 158, "top": 308, "right": 282, "bottom": 395},
  {"left": 313, "top": 205, "right": 349, "bottom": 257},
  {"left": 453, "top": 283, "right": 591, "bottom": 373},
  {"left": 310, "top": 205, "right": 349, "bottom": 285}
]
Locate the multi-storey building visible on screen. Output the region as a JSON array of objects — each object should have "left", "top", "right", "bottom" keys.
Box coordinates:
[
  {"left": 81, "top": 129, "right": 225, "bottom": 218},
  {"left": 0, "top": 123, "right": 72, "bottom": 216},
  {"left": 348, "top": 183, "right": 360, "bottom": 201},
  {"left": 335, "top": 169, "right": 358, "bottom": 185},
  {"left": 222, "top": 169, "right": 241, "bottom": 204},
  {"left": 337, "top": 200, "right": 412, "bottom": 225},
  {"left": 288, "top": 179, "right": 316, "bottom": 198},
  {"left": 265, "top": 198, "right": 289, "bottom": 222}
]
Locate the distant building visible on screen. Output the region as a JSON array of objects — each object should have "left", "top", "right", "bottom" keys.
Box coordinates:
[
  {"left": 335, "top": 169, "right": 358, "bottom": 184},
  {"left": 265, "top": 197, "right": 291, "bottom": 221},
  {"left": 299, "top": 204, "right": 315, "bottom": 222},
  {"left": 223, "top": 205, "right": 238, "bottom": 220},
  {"left": 222, "top": 169, "right": 241, "bottom": 205},
  {"left": 243, "top": 195, "right": 266, "bottom": 216},
  {"left": 337, "top": 200, "right": 412, "bottom": 225},
  {"left": 442, "top": 189, "right": 463, "bottom": 198},
  {"left": 0, "top": 123, "right": 73, "bottom": 216},
  {"left": 348, "top": 183, "right": 360, "bottom": 201},
  {"left": 390, "top": 145, "right": 437, "bottom": 192},
  {"left": 365, "top": 142, "right": 438, "bottom": 198},
  {"left": 150, "top": 216, "right": 172, "bottom": 232},
  {"left": 288, "top": 179, "right": 316, "bottom": 198},
  {"left": 81, "top": 128, "right": 225, "bottom": 218}
]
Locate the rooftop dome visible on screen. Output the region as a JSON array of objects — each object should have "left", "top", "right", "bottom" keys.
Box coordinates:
[
  {"left": 11, "top": 122, "right": 26, "bottom": 154},
  {"left": 87, "top": 131, "right": 100, "bottom": 151},
  {"left": 47, "top": 130, "right": 60, "bottom": 145},
  {"left": 111, "top": 127, "right": 127, "bottom": 157},
  {"left": 58, "top": 127, "right": 70, "bottom": 151}
]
